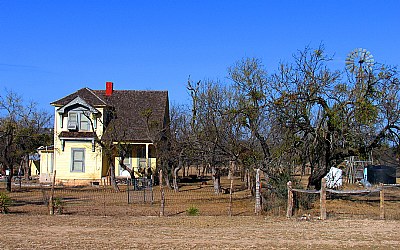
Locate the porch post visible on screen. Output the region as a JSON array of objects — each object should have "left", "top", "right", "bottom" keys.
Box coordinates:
[{"left": 145, "top": 143, "right": 149, "bottom": 175}]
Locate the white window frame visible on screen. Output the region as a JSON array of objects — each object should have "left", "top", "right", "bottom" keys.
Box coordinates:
[
  {"left": 80, "top": 113, "right": 90, "bottom": 131},
  {"left": 71, "top": 148, "right": 85, "bottom": 172},
  {"left": 67, "top": 112, "right": 78, "bottom": 130},
  {"left": 67, "top": 111, "right": 92, "bottom": 132}
]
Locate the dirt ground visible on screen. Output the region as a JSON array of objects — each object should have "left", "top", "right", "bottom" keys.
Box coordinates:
[
  {"left": 1, "top": 175, "right": 399, "bottom": 249},
  {"left": 0, "top": 215, "right": 399, "bottom": 249}
]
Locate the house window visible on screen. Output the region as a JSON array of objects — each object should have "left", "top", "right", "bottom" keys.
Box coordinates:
[
  {"left": 71, "top": 148, "right": 85, "bottom": 172},
  {"left": 67, "top": 111, "right": 92, "bottom": 132},
  {"left": 80, "top": 113, "right": 90, "bottom": 131},
  {"left": 68, "top": 112, "right": 78, "bottom": 130}
]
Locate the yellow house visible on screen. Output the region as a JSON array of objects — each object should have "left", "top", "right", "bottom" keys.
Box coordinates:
[{"left": 41, "top": 82, "right": 169, "bottom": 186}]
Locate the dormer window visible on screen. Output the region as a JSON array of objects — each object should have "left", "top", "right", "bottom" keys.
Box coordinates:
[
  {"left": 80, "top": 113, "right": 90, "bottom": 131},
  {"left": 68, "top": 112, "right": 78, "bottom": 130},
  {"left": 57, "top": 96, "right": 100, "bottom": 132},
  {"left": 67, "top": 111, "right": 91, "bottom": 131}
]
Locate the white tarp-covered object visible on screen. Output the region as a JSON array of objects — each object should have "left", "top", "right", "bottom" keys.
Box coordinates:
[{"left": 325, "top": 167, "right": 343, "bottom": 189}]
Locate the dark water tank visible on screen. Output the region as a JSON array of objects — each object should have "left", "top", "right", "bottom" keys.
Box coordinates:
[{"left": 366, "top": 165, "right": 396, "bottom": 184}]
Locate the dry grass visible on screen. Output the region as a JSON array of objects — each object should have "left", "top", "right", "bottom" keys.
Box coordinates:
[
  {"left": 2, "top": 176, "right": 254, "bottom": 216},
  {"left": 0, "top": 176, "right": 399, "bottom": 249},
  {"left": 2, "top": 176, "right": 399, "bottom": 220},
  {"left": 0, "top": 215, "right": 399, "bottom": 249}
]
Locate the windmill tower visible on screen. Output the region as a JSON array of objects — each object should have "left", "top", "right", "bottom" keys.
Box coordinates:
[{"left": 345, "top": 48, "right": 375, "bottom": 183}]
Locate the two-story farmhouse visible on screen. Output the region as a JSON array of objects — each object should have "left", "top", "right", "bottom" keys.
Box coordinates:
[{"left": 40, "top": 82, "right": 169, "bottom": 185}]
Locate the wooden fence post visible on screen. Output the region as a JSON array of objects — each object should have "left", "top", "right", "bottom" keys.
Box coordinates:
[
  {"left": 380, "top": 183, "right": 385, "bottom": 220},
  {"left": 229, "top": 178, "right": 233, "bottom": 216},
  {"left": 159, "top": 169, "right": 165, "bottom": 217},
  {"left": 255, "top": 169, "right": 261, "bottom": 215},
  {"left": 49, "top": 170, "right": 56, "bottom": 215},
  {"left": 286, "top": 181, "right": 293, "bottom": 218},
  {"left": 320, "top": 178, "right": 327, "bottom": 220}
]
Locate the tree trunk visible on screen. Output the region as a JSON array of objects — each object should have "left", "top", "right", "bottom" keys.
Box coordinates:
[
  {"left": 173, "top": 149, "right": 184, "bottom": 192},
  {"left": 211, "top": 165, "right": 221, "bottom": 194},
  {"left": 173, "top": 166, "right": 181, "bottom": 192},
  {"left": 241, "top": 166, "right": 245, "bottom": 182},
  {"left": 164, "top": 173, "right": 172, "bottom": 189},
  {"left": 26, "top": 157, "right": 32, "bottom": 180},
  {"left": 109, "top": 161, "right": 119, "bottom": 192},
  {"left": 119, "top": 160, "right": 134, "bottom": 179},
  {"left": 246, "top": 169, "right": 251, "bottom": 191},
  {"left": 21, "top": 155, "right": 30, "bottom": 180},
  {"left": 309, "top": 155, "right": 330, "bottom": 189},
  {"left": 6, "top": 171, "right": 12, "bottom": 192}
]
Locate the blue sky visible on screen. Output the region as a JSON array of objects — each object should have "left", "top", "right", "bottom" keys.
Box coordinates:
[{"left": 1, "top": 1, "right": 399, "bottom": 113}]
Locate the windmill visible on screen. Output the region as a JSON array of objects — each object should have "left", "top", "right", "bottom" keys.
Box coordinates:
[
  {"left": 345, "top": 49, "right": 375, "bottom": 181},
  {"left": 345, "top": 48, "right": 374, "bottom": 77}
]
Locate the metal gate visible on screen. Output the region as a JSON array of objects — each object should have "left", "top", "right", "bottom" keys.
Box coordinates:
[{"left": 127, "top": 177, "right": 153, "bottom": 204}]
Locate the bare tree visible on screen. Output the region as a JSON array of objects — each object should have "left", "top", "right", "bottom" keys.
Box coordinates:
[
  {"left": 0, "top": 90, "right": 51, "bottom": 191},
  {"left": 186, "top": 79, "right": 249, "bottom": 193},
  {"left": 271, "top": 45, "right": 400, "bottom": 188}
]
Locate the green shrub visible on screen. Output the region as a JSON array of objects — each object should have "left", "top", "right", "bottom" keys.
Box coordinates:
[
  {"left": 53, "top": 197, "right": 64, "bottom": 215},
  {"left": 186, "top": 205, "right": 199, "bottom": 216},
  {"left": 0, "top": 192, "right": 12, "bottom": 214}
]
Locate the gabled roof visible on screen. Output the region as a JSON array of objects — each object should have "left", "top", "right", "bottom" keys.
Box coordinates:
[
  {"left": 56, "top": 96, "right": 100, "bottom": 114},
  {"left": 52, "top": 87, "right": 169, "bottom": 142},
  {"left": 51, "top": 88, "right": 107, "bottom": 107}
]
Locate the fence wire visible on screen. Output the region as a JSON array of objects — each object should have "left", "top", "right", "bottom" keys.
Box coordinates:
[{"left": 0, "top": 178, "right": 254, "bottom": 216}]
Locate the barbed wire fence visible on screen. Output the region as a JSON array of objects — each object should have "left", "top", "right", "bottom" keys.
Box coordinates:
[
  {"left": 286, "top": 179, "right": 400, "bottom": 220},
  {"left": 1, "top": 173, "right": 399, "bottom": 219},
  {"left": 0, "top": 174, "right": 254, "bottom": 216}
]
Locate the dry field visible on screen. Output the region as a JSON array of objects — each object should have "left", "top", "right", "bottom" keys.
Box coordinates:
[
  {"left": 1, "top": 215, "right": 400, "bottom": 249},
  {"left": 1, "top": 176, "right": 399, "bottom": 249}
]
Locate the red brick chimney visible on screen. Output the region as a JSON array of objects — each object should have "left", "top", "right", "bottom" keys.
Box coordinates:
[{"left": 105, "top": 82, "right": 113, "bottom": 96}]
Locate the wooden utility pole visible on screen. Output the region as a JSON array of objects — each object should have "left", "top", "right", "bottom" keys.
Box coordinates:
[
  {"left": 286, "top": 181, "right": 293, "bottom": 218},
  {"left": 320, "top": 178, "right": 326, "bottom": 220}
]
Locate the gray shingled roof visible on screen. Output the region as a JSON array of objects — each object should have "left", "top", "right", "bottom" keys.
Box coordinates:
[{"left": 52, "top": 87, "right": 169, "bottom": 142}]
